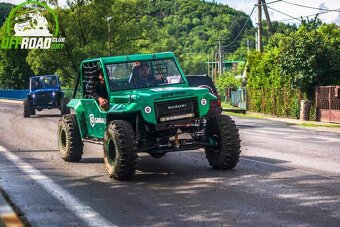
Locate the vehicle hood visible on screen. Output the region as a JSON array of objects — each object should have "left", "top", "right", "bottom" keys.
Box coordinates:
[
  {"left": 30, "top": 88, "right": 60, "bottom": 94},
  {"left": 110, "top": 86, "right": 215, "bottom": 103}
]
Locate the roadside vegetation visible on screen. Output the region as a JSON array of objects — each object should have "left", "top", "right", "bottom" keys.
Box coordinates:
[
  {"left": 0, "top": 0, "right": 253, "bottom": 89},
  {"left": 0, "top": 1, "right": 339, "bottom": 122}
]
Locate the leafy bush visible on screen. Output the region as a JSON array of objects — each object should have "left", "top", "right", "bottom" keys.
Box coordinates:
[{"left": 215, "top": 71, "right": 242, "bottom": 100}]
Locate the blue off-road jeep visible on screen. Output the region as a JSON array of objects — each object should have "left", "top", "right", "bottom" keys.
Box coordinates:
[{"left": 23, "top": 75, "right": 70, "bottom": 117}]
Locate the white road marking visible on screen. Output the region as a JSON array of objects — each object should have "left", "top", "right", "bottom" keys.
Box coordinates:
[
  {"left": 241, "top": 157, "right": 340, "bottom": 181},
  {"left": 0, "top": 145, "right": 116, "bottom": 227},
  {"left": 312, "top": 136, "right": 340, "bottom": 142},
  {"left": 251, "top": 130, "right": 288, "bottom": 135},
  {"left": 244, "top": 130, "right": 340, "bottom": 142}
]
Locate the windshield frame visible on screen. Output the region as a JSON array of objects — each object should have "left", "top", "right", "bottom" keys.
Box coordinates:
[
  {"left": 104, "top": 58, "right": 187, "bottom": 92},
  {"left": 30, "top": 75, "right": 60, "bottom": 91}
]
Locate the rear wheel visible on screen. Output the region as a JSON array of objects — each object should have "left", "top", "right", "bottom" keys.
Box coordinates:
[
  {"left": 205, "top": 115, "right": 241, "bottom": 169},
  {"left": 23, "top": 98, "right": 31, "bottom": 118},
  {"left": 58, "top": 114, "right": 83, "bottom": 162},
  {"left": 30, "top": 106, "right": 36, "bottom": 115},
  {"left": 103, "top": 120, "right": 138, "bottom": 180},
  {"left": 60, "top": 97, "right": 70, "bottom": 115}
]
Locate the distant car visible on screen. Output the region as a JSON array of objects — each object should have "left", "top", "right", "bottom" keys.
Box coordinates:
[
  {"left": 186, "top": 75, "right": 222, "bottom": 116},
  {"left": 23, "top": 75, "right": 70, "bottom": 117}
]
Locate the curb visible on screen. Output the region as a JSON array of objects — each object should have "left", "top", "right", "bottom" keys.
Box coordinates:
[
  {"left": 0, "top": 189, "right": 24, "bottom": 227},
  {"left": 223, "top": 108, "right": 246, "bottom": 114},
  {"left": 0, "top": 99, "right": 22, "bottom": 104}
]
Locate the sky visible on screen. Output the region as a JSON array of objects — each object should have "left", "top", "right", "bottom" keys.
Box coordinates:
[
  {"left": 218, "top": 0, "right": 340, "bottom": 25},
  {"left": 2, "top": 0, "right": 340, "bottom": 25}
]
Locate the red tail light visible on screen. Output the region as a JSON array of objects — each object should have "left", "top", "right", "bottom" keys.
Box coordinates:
[{"left": 217, "top": 99, "right": 221, "bottom": 107}]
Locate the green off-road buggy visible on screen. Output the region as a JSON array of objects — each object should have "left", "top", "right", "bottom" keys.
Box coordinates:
[{"left": 57, "top": 52, "right": 241, "bottom": 180}]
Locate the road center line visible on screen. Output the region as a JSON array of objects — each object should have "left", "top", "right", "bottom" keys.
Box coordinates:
[
  {"left": 241, "top": 157, "right": 340, "bottom": 181},
  {"left": 0, "top": 145, "right": 116, "bottom": 227}
]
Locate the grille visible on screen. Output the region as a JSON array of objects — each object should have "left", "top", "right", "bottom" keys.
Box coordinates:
[
  {"left": 155, "top": 98, "right": 198, "bottom": 122},
  {"left": 35, "top": 92, "right": 53, "bottom": 104}
]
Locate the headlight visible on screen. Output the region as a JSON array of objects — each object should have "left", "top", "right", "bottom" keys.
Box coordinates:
[
  {"left": 32, "top": 94, "right": 35, "bottom": 98},
  {"left": 201, "top": 98, "right": 207, "bottom": 105},
  {"left": 144, "top": 106, "right": 152, "bottom": 114},
  {"left": 52, "top": 92, "right": 55, "bottom": 96}
]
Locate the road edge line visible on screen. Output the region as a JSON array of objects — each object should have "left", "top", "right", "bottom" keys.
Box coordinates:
[
  {"left": 0, "top": 145, "right": 115, "bottom": 227},
  {"left": 0, "top": 189, "right": 25, "bottom": 227}
]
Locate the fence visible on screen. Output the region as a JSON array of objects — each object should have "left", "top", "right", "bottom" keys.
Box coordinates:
[
  {"left": 0, "top": 89, "right": 74, "bottom": 100},
  {"left": 0, "top": 90, "right": 29, "bottom": 100},
  {"left": 247, "top": 87, "right": 303, "bottom": 118},
  {"left": 316, "top": 86, "right": 340, "bottom": 123}
]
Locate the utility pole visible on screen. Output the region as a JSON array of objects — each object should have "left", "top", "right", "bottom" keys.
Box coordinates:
[
  {"left": 215, "top": 48, "right": 218, "bottom": 78},
  {"left": 257, "top": 0, "right": 263, "bottom": 52},
  {"left": 218, "top": 40, "right": 223, "bottom": 75},
  {"left": 211, "top": 49, "right": 214, "bottom": 81},
  {"left": 207, "top": 53, "right": 210, "bottom": 78},
  {"left": 262, "top": 0, "right": 274, "bottom": 35},
  {"left": 107, "top": 16, "right": 112, "bottom": 56},
  {"left": 247, "top": 39, "right": 250, "bottom": 56}
]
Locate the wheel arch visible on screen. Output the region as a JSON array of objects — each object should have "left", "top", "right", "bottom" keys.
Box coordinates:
[{"left": 66, "top": 99, "right": 88, "bottom": 139}]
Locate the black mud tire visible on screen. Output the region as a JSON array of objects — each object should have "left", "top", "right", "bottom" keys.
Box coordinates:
[
  {"left": 23, "top": 98, "right": 31, "bottom": 118},
  {"left": 58, "top": 114, "right": 83, "bottom": 162},
  {"left": 30, "top": 106, "right": 36, "bottom": 115},
  {"left": 149, "top": 152, "right": 166, "bottom": 158},
  {"left": 60, "top": 97, "right": 70, "bottom": 115},
  {"left": 103, "top": 120, "right": 138, "bottom": 180},
  {"left": 205, "top": 115, "right": 241, "bottom": 169}
]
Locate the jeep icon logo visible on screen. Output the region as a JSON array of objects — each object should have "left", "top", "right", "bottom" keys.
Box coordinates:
[{"left": 89, "top": 114, "right": 95, "bottom": 127}]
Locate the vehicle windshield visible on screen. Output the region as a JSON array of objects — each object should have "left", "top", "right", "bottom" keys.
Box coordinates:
[
  {"left": 105, "top": 59, "right": 184, "bottom": 91},
  {"left": 30, "top": 75, "right": 59, "bottom": 91}
]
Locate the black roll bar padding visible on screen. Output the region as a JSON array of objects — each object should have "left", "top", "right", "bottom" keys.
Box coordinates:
[{"left": 73, "top": 70, "right": 81, "bottom": 99}]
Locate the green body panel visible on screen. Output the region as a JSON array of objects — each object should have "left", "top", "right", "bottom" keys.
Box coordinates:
[
  {"left": 68, "top": 99, "right": 107, "bottom": 138},
  {"left": 108, "top": 86, "right": 215, "bottom": 124},
  {"left": 69, "top": 52, "right": 215, "bottom": 139}
]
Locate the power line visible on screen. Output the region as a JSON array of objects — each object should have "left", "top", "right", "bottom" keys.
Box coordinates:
[
  {"left": 256, "top": 0, "right": 283, "bottom": 6},
  {"left": 281, "top": 0, "right": 340, "bottom": 13},
  {"left": 268, "top": 6, "right": 340, "bottom": 22},
  {"left": 240, "top": 0, "right": 252, "bottom": 12},
  {"left": 267, "top": 6, "right": 302, "bottom": 22},
  {"left": 224, "top": 6, "right": 256, "bottom": 49}
]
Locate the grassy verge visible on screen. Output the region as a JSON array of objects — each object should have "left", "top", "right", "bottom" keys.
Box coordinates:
[
  {"left": 221, "top": 102, "right": 237, "bottom": 109},
  {"left": 224, "top": 110, "right": 340, "bottom": 129},
  {"left": 224, "top": 111, "right": 266, "bottom": 119},
  {"left": 287, "top": 122, "right": 340, "bottom": 128}
]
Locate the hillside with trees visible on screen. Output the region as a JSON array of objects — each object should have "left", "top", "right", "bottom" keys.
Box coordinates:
[
  {"left": 0, "top": 0, "right": 254, "bottom": 89},
  {"left": 0, "top": 2, "right": 13, "bottom": 27}
]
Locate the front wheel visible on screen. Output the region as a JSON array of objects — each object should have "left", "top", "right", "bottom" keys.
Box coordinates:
[
  {"left": 60, "top": 97, "right": 70, "bottom": 115},
  {"left": 23, "top": 98, "right": 31, "bottom": 118},
  {"left": 57, "top": 114, "right": 83, "bottom": 162},
  {"left": 103, "top": 120, "right": 138, "bottom": 180},
  {"left": 205, "top": 115, "right": 241, "bottom": 169}
]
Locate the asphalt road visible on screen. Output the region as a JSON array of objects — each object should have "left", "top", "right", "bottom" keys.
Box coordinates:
[{"left": 0, "top": 102, "right": 339, "bottom": 227}]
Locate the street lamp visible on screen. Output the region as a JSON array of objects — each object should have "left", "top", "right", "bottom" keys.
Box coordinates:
[{"left": 106, "top": 16, "right": 112, "bottom": 56}]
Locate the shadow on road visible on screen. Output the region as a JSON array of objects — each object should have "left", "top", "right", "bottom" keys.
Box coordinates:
[
  {"left": 11, "top": 149, "right": 59, "bottom": 153},
  {"left": 31, "top": 114, "right": 61, "bottom": 118},
  {"left": 1, "top": 149, "right": 339, "bottom": 226}
]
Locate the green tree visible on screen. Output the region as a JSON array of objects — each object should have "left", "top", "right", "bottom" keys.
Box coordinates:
[
  {"left": 0, "top": 49, "right": 34, "bottom": 89},
  {"left": 27, "top": 0, "right": 159, "bottom": 87},
  {"left": 279, "top": 23, "right": 340, "bottom": 99}
]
